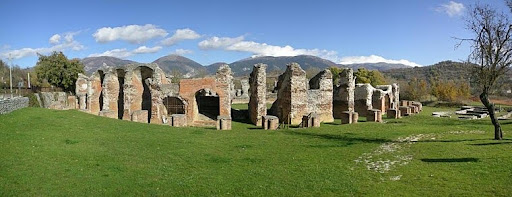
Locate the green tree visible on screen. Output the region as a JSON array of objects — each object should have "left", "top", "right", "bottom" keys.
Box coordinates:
[
  {"left": 354, "top": 68, "right": 387, "bottom": 86},
  {"left": 35, "top": 51, "right": 84, "bottom": 92},
  {"left": 328, "top": 66, "right": 342, "bottom": 85}
]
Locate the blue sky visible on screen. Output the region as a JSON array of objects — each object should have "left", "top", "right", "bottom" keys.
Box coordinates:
[{"left": 0, "top": 0, "right": 508, "bottom": 68}]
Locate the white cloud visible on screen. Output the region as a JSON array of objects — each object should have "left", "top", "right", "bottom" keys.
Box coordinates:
[
  {"left": 2, "top": 32, "right": 84, "bottom": 59},
  {"left": 436, "top": 1, "right": 465, "bottom": 17},
  {"left": 198, "top": 36, "right": 340, "bottom": 62},
  {"left": 172, "top": 49, "right": 193, "bottom": 55},
  {"left": 339, "top": 55, "right": 422, "bottom": 67},
  {"left": 161, "top": 28, "right": 201, "bottom": 46},
  {"left": 89, "top": 45, "right": 163, "bottom": 58},
  {"left": 49, "top": 34, "right": 61, "bottom": 44},
  {"left": 133, "top": 46, "right": 162, "bottom": 54},
  {"left": 93, "top": 24, "right": 168, "bottom": 44}
]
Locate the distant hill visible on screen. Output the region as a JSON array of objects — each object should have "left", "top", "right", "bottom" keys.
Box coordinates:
[
  {"left": 340, "top": 62, "right": 411, "bottom": 71},
  {"left": 205, "top": 62, "right": 228, "bottom": 74},
  {"left": 81, "top": 56, "right": 138, "bottom": 74},
  {"left": 152, "top": 55, "right": 207, "bottom": 78},
  {"left": 382, "top": 61, "right": 475, "bottom": 83}
]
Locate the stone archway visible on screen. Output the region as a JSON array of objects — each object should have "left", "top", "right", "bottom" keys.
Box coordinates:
[
  {"left": 195, "top": 89, "right": 219, "bottom": 120},
  {"left": 163, "top": 96, "right": 186, "bottom": 115}
]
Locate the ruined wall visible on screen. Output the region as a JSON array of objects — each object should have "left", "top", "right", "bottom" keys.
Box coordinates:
[
  {"left": 240, "top": 79, "right": 249, "bottom": 99},
  {"left": 147, "top": 66, "right": 169, "bottom": 124},
  {"left": 101, "top": 68, "right": 119, "bottom": 112},
  {"left": 333, "top": 68, "right": 355, "bottom": 118},
  {"left": 0, "top": 97, "right": 29, "bottom": 114},
  {"left": 215, "top": 65, "right": 233, "bottom": 117},
  {"left": 248, "top": 63, "right": 267, "bottom": 126},
  {"left": 354, "top": 84, "right": 373, "bottom": 116},
  {"left": 87, "top": 72, "right": 102, "bottom": 115},
  {"left": 392, "top": 83, "right": 400, "bottom": 109},
  {"left": 307, "top": 69, "right": 334, "bottom": 123},
  {"left": 270, "top": 63, "right": 308, "bottom": 125},
  {"left": 123, "top": 68, "right": 143, "bottom": 120},
  {"left": 75, "top": 73, "right": 88, "bottom": 110}
]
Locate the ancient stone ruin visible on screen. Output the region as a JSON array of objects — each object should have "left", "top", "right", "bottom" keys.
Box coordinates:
[{"left": 75, "top": 63, "right": 233, "bottom": 128}]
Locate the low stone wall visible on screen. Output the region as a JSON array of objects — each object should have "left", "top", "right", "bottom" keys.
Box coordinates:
[{"left": 0, "top": 97, "right": 29, "bottom": 115}]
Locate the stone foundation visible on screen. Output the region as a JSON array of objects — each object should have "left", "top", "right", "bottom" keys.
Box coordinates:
[
  {"left": 387, "top": 109, "right": 401, "bottom": 119},
  {"left": 262, "top": 115, "right": 279, "bottom": 130},
  {"left": 170, "top": 114, "right": 187, "bottom": 127},
  {"left": 131, "top": 110, "right": 148, "bottom": 123},
  {"left": 367, "top": 109, "right": 382, "bottom": 122},
  {"left": 216, "top": 115, "right": 232, "bottom": 130}
]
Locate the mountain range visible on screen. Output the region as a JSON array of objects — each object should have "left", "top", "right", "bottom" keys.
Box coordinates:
[{"left": 80, "top": 55, "right": 412, "bottom": 77}]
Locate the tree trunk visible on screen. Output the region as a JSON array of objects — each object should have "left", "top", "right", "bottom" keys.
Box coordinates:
[{"left": 480, "top": 91, "right": 503, "bottom": 140}]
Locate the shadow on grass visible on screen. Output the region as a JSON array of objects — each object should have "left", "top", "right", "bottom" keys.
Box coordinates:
[
  {"left": 421, "top": 158, "right": 479, "bottom": 162},
  {"left": 280, "top": 130, "right": 391, "bottom": 144},
  {"left": 470, "top": 141, "right": 512, "bottom": 146}
]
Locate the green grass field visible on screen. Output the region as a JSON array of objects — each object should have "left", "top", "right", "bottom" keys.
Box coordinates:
[{"left": 1, "top": 106, "right": 512, "bottom": 196}]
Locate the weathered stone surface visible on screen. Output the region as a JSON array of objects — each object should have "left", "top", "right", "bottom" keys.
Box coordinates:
[
  {"left": 240, "top": 79, "right": 249, "bottom": 99},
  {"left": 270, "top": 63, "right": 308, "bottom": 125},
  {"left": 75, "top": 73, "right": 89, "bottom": 110},
  {"left": 391, "top": 83, "right": 400, "bottom": 109},
  {"left": 411, "top": 101, "right": 422, "bottom": 112},
  {"left": 170, "top": 114, "right": 187, "bottom": 127},
  {"left": 67, "top": 96, "right": 77, "bottom": 109},
  {"left": 88, "top": 71, "right": 103, "bottom": 114},
  {"left": 101, "top": 68, "right": 119, "bottom": 113},
  {"left": 131, "top": 110, "right": 148, "bottom": 123},
  {"left": 301, "top": 113, "right": 320, "bottom": 128},
  {"left": 341, "top": 111, "right": 353, "bottom": 124},
  {"left": 122, "top": 109, "right": 131, "bottom": 120},
  {"left": 0, "top": 97, "right": 29, "bottom": 114},
  {"left": 216, "top": 115, "right": 232, "bottom": 130},
  {"left": 308, "top": 69, "right": 333, "bottom": 123},
  {"left": 248, "top": 63, "right": 267, "bottom": 126},
  {"left": 354, "top": 84, "right": 374, "bottom": 116},
  {"left": 400, "top": 100, "right": 408, "bottom": 107},
  {"left": 399, "top": 106, "right": 411, "bottom": 116},
  {"left": 99, "top": 110, "right": 117, "bottom": 119},
  {"left": 262, "top": 115, "right": 279, "bottom": 130},
  {"left": 387, "top": 108, "right": 400, "bottom": 119},
  {"left": 352, "top": 112, "right": 359, "bottom": 123},
  {"left": 333, "top": 68, "right": 355, "bottom": 118},
  {"left": 367, "top": 109, "right": 382, "bottom": 122},
  {"left": 215, "top": 65, "right": 233, "bottom": 118},
  {"left": 40, "top": 92, "right": 68, "bottom": 110},
  {"left": 409, "top": 105, "right": 419, "bottom": 114}
]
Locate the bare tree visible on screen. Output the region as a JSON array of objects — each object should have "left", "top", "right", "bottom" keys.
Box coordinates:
[{"left": 460, "top": 2, "right": 512, "bottom": 140}]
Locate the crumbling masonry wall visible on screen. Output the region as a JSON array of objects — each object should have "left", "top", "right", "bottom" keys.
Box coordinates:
[
  {"left": 248, "top": 63, "right": 267, "bottom": 126},
  {"left": 333, "top": 68, "right": 355, "bottom": 118},
  {"left": 307, "top": 69, "right": 334, "bottom": 123},
  {"left": 270, "top": 63, "right": 308, "bottom": 125},
  {"left": 354, "top": 83, "right": 374, "bottom": 116}
]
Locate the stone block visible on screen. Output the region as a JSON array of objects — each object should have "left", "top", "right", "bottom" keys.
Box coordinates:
[
  {"left": 399, "top": 106, "right": 411, "bottom": 116},
  {"left": 400, "top": 100, "right": 408, "bottom": 107},
  {"left": 301, "top": 113, "right": 320, "bottom": 128},
  {"left": 387, "top": 109, "right": 400, "bottom": 119},
  {"left": 411, "top": 102, "right": 422, "bottom": 112},
  {"left": 262, "top": 115, "right": 279, "bottom": 130},
  {"left": 409, "top": 105, "right": 419, "bottom": 114},
  {"left": 216, "top": 115, "right": 232, "bottom": 130},
  {"left": 352, "top": 112, "right": 359, "bottom": 123},
  {"left": 122, "top": 109, "right": 131, "bottom": 120},
  {"left": 341, "top": 111, "right": 352, "bottom": 124},
  {"left": 170, "top": 114, "right": 187, "bottom": 127},
  {"left": 367, "top": 109, "right": 382, "bottom": 122},
  {"left": 67, "top": 96, "right": 77, "bottom": 109},
  {"left": 99, "top": 110, "right": 117, "bottom": 119},
  {"left": 131, "top": 110, "right": 148, "bottom": 123}
]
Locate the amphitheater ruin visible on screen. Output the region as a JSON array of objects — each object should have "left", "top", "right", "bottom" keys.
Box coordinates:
[{"left": 64, "top": 62, "right": 422, "bottom": 130}]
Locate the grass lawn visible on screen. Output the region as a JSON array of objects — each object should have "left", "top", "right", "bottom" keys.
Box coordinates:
[{"left": 1, "top": 106, "right": 512, "bottom": 196}]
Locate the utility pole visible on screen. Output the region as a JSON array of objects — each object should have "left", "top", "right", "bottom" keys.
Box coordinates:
[{"left": 9, "top": 54, "right": 13, "bottom": 98}]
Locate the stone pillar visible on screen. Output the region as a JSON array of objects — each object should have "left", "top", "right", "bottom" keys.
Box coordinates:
[
  {"left": 101, "top": 70, "right": 119, "bottom": 112},
  {"left": 87, "top": 72, "right": 103, "bottom": 115},
  {"left": 372, "top": 89, "right": 386, "bottom": 114},
  {"left": 131, "top": 110, "right": 148, "bottom": 123},
  {"left": 122, "top": 109, "right": 131, "bottom": 120},
  {"left": 123, "top": 69, "right": 143, "bottom": 119},
  {"left": 409, "top": 105, "right": 419, "bottom": 114},
  {"left": 67, "top": 96, "right": 76, "bottom": 109},
  {"left": 216, "top": 115, "right": 232, "bottom": 130},
  {"left": 354, "top": 84, "right": 374, "bottom": 117},
  {"left": 341, "top": 111, "right": 352, "bottom": 124},
  {"left": 411, "top": 101, "right": 422, "bottom": 112},
  {"left": 387, "top": 109, "right": 400, "bottom": 119},
  {"left": 215, "top": 65, "right": 233, "bottom": 118},
  {"left": 400, "top": 100, "right": 408, "bottom": 107},
  {"left": 269, "top": 63, "right": 308, "bottom": 125},
  {"left": 308, "top": 69, "right": 334, "bottom": 123},
  {"left": 367, "top": 109, "right": 382, "bottom": 122},
  {"left": 333, "top": 68, "right": 355, "bottom": 118},
  {"left": 399, "top": 106, "right": 411, "bottom": 116},
  {"left": 352, "top": 112, "right": 359, "bottom": 123},
  {"left": 75, "top": 73, "right": 89, "bottom": 110},
  {"left": 249, "top": 64, "right": 267, "bottom": 126},
  {"left": 240, "top": 79, "right": 249, "bottom": 99},
  {"left": 262, "top": 115, "right": 279, "bottom": 130},
  {"left": 170, "top": 114, "right": 187, "bottom": 127},
  {"left": 392, "top": 83, "right": 400, "bottom": 109}
]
